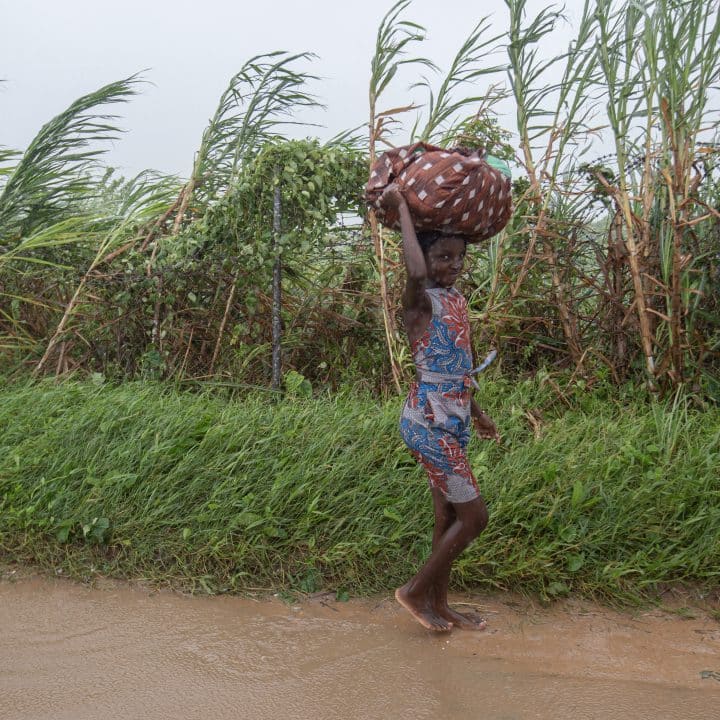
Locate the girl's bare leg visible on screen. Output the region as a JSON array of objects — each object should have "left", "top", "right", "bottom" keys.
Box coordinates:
[
  {"left": 394, "top": 490, "right": 455, "bottom": 632},
  {"left": 396, "top": 493, "right": 488, "bottom": 631},
  {"left": 428, "top": 489, "right": 488, "bottom": 630}
]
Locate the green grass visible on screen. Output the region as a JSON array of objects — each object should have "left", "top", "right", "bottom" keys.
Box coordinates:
[{"left": 1, "top": 377, "right": 718, "bottom": 602}]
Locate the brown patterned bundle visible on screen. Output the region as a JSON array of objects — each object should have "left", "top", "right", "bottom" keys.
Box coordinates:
[{"left": 365, "top": 142, "right": 512, "bottom": 243}]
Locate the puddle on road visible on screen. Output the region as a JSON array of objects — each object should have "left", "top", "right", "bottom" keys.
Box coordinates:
[{"left": 1, "top": 574, "right": 718, "bottom": 720}]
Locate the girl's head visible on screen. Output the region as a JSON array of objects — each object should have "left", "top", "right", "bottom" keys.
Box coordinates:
[{"left": 417, "top": 231, "right": 467, "bottom": 288}]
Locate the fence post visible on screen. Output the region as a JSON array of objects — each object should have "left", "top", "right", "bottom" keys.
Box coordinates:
[{"left": 271, "top": 176, "right": 282, "bottom": 392}]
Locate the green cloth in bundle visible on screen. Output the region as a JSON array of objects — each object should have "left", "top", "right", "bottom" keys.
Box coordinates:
[{"left": 485, "top": 154, "right": 512, "bottom": 179}]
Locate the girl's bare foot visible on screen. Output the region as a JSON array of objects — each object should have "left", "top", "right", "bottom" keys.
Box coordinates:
[
  {"left": 395, "top": 586, "right": 453, "bottom": 632},
  {"left": 435, "top": 604, "right": 487, "bottom": 631}
]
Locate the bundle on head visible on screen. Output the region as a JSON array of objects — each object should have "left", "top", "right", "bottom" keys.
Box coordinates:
[{"left": 365, "top": 142, "right": 512, "bottom": 243}]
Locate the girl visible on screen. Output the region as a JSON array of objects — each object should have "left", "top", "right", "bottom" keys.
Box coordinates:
[{"left": 380, "top": 182, "right": 499, "bottom": 633}]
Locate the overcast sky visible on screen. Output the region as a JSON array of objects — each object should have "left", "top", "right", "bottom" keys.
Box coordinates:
[{"left": 2, "top": 0, "right": 581, "bottom": 178}]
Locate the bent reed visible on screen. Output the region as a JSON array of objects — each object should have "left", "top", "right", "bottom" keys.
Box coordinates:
[{"left": 0, "top": 379, "right": 718, "bottom": 603}]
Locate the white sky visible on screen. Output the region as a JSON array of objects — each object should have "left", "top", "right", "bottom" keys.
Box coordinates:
[{"left": 1, "top": 0, "right": 583, "bottom": 178}]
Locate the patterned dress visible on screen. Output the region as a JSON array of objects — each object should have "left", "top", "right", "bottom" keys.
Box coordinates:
[{"left": 399, "top": 287, "right": 480, "bottom": 504}]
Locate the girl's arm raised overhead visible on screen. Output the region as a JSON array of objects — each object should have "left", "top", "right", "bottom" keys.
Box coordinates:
[{"left": 379, "top": 183, "right": 427, "bottom": 312}]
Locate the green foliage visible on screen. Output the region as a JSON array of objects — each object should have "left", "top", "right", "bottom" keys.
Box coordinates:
[
  {"left": 0, "top": 147, "right": 21, "bottom": 179},
  {"left": 450, "top": 114, "right": 515, "bottom": 161},
  {"left": 199, "top": 138, "right": 366, "bottom": 277},
  {"left": 0, "top": 75, "right": 142, "bottom": 241},
  {"left": 284, "top": 370, "right": 312, "bottom": 398},
  {"left": 189, "top": 51, "right": 322, "bottom": 208},
  {"left": 1, "top": 2, "right": 719, "bottom": 396},
  {"left": 1, "top": 379, "right": 718, "bottom": 601},
  {"left": 411, "top": 16, "right": 507, "bottom": 145},
  {"left": 370, "top": 1, "right": 435, "bottom": 107}
]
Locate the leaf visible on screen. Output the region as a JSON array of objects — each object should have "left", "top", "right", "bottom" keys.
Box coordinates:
[
  {"left": 299, "top": 570, "right": 321, "bottom": 594},
  {"left": 571, "top": 480, "right": 586, "bottom": 508},
  {"left": 376, "top": 103, "right": 420, "bottom": 118},
  {"left": 547, "top": 581, "right": 569, "bottom": 597},
  {"left": 383, "top": 508, "right": 402, "bottom": 522},
  {"left": 55, "top": 523, "right": 72, "bottom": 543},
  {"left": 263, "top": 525, "right": 287, "bottom": 538},
  {"left": 567, "top": 554, "right": 585, "bottom": 572},
  {"left": 236, "top": 511, "right": 263, "bottom": 528},
  {"left": 284, "top": 370, "right": 312, "bottom": 398}
]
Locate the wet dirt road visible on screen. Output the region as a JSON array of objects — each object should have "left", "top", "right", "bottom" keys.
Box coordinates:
[{"left": 1, "top": 573, "right": 719, "bottom": 720}]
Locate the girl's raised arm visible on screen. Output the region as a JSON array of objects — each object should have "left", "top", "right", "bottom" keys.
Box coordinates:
[{"left": 379, "top": 184, "right": 427, "bottom": 311}]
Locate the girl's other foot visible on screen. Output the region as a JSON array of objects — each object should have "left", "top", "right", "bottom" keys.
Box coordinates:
[{"left": 435, "top": 604, "right": 487, "bottom": 631}]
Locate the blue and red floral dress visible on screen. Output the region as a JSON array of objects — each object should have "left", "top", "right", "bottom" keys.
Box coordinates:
[{"left": 399, "top": 287, "right": 480, "bottom": 504}]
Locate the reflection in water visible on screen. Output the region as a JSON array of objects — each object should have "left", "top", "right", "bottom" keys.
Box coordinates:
[{"left": 0, "top": 576, "right": 718, "bottom": 720}]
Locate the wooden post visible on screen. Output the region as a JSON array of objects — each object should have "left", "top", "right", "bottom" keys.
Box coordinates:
[{"left": 271, "top": 179, "right": 282, "bottom": 391}]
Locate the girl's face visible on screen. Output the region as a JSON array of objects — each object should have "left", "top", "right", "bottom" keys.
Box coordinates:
[{"left": 425, "top": 236, "right": 467, "bottom": 287}]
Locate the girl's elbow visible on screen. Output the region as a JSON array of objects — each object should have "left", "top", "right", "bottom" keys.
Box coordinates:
[{"left": 407, "top": 266, "right": 427, "bottom": 280}]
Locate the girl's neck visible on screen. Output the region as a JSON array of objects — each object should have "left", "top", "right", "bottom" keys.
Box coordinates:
[{"left": 426, "top": 280, "right": 454, "bottom": 290}]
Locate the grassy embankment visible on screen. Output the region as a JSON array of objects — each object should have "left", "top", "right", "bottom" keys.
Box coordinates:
[{"left": 1, "top": 378, "right": 718, "bottom": 603}]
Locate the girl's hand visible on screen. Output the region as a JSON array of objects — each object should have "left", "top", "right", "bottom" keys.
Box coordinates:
[
  {"left": 379, "top": 182, "right": 405, "bottom": 211},
  {"left": 472, "top": 410, "right": 501, "bottom": 444}
]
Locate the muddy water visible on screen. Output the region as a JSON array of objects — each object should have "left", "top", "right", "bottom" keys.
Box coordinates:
[{"left": 1, "top": 575, "right": 719, "bottom": 720}]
